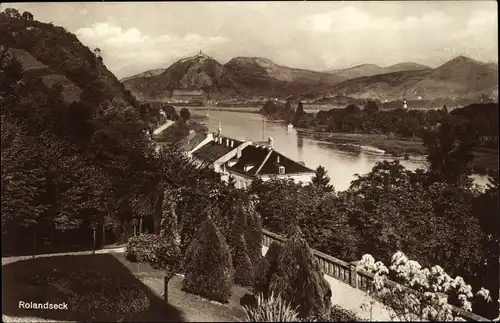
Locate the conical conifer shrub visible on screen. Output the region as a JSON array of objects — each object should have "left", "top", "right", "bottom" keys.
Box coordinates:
[
  {"left": 233, "top": 233, "right": 254, "bottom": 286},
  {"left": 182, "top": 216, "right": 235, "bottom": 303},
  {"left": 266, "top": 226, "right": 332, "bottom": 318}
]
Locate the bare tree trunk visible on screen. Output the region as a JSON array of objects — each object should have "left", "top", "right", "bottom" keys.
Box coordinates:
[
  {"left": 139, "top": 218, "right": 143, "bottom": 235},
  {"left": 32, "top": 233, "right": 36, "bottom": 259},
  {"left": 102, "top": 222, "right": 106, "bottom": 248},
  {"left": 133, "top": 224, "right": 137, "bottom": 237}
]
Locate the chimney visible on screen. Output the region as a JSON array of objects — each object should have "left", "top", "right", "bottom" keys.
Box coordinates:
[
  {"left": 219, "top": 137, "right": 223, "bottom": 144},
  {"left": 226, "top": 138, "right": 230, "bottom": 147},
  {"left": 230, "top": 140, "right": 234, "bottom": 148},
  {"left": 276, "top": 156, "right": 280, "bottom": 164},
  {"left": 268, "top": 136, "right": 274, "bottom": 149}
]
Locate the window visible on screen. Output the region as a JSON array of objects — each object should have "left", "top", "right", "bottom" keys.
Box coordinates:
[{"left": 278, "top": 166, "right": 285, "bottom": 175}]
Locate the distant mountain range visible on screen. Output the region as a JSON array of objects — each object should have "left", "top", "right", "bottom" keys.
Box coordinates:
[
  {"left": 326, "top": 62, "right": 431, "bottom": 79},
  {"left": 121, "top": 53, "right": 498, "bottom": 104},
  {"left": 326, "top": 56, "right": 498, "bottom": 101},
  {"left": 121, "top": 53, "right": 347, "bottom": 101}
]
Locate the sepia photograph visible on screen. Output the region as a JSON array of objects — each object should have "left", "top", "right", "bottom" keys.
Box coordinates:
[{"left": 1, "top": 1, "right": 498, "bottom": 322}]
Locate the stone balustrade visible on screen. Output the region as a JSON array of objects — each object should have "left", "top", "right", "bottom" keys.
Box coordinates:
[{"left": 261, "top": 229, "right": 490, "bottom": 322}]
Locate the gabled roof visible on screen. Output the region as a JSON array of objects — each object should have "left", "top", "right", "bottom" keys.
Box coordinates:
[
  {"left": 258, "top": 150, "right": 314, "bottom": 175},
  {"left": 191, "top": 136, "right": 243, "bottom": 163},
  {"left": 227, "top": 145, "right": 314, "bottom": 177},
  {"left": 173, "top": 131, "right": 206, "bottom": 152},
  {"left": 228, "top": 145, "right": 270, "bottom": 176}
]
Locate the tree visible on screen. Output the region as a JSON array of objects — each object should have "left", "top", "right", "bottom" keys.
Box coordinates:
[
  {"left": 182, "top": 216, "right": 235, "bottom": 303},
  {"left": 22, "top": 11, "right": 34, "bottom": 21},
  {"left": 228, "top": 195, "right": 263, "bottom": 286},
  {"left": 161, "top": 105, "right": 179, "bottom": 121},
  {"left": 311, "top": 166, "right": 334, "bottom": 192},
  {"left": 3, "top": 8, "right": 21, "bottom": 19},
  {"left": 364, "top": 100, "right": 380, "bottom": 114},
  {"left": 422, "top": 115, "right": 475, "bottom": 183},
  {"left": 262, "top": 226, "right": 332, "bottom": 318},
  {"left": 345, "top": 104, "right": 361, "bottom": 114},
  {"left": 232, "top": 233, "right": 254, "bottom": 286},
  {"left": 180, "top": 107, "right": 191, "bottom": 121},
  {"left": 293, "top": 101, "right": 305, "bottom": 124},
  {"left": 348, "top": 160, "right": 486, "bottom": 279}
]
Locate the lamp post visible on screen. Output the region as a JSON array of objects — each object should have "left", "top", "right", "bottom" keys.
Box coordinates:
[{"left": 91, "top": 222, "right": 97, "bottom": 255}]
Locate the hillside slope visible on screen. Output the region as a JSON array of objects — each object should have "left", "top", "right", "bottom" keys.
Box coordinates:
[
  {"left": 122, "top": 55, "right": 347, "bottom": 100},
  {"left": 327, "top": 56, "right": 498, "bottom": 101},
  {"left": 328, "top": 62, "right": 430, "bottom": 79},
  {"left": 120, "top": 68, "right": 167, "bottom": 82},
  {"left": 0, "top": 13, "right": 138, "bottom": 108}
]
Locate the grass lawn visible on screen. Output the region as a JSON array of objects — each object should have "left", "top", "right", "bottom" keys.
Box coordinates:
[
  {"left": 3, "top": 252, "right": 251, "bottom": 322},
  {"left": 112, "top": 253, "right": 250, "bottom": 322},
  {"left": 2, "top": 253, "right": 185, "bottom": 322}
]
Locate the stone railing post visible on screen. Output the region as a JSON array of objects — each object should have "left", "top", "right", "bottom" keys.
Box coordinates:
[{"left": 349, "top": 261, "right": 358, "bottom": 289}]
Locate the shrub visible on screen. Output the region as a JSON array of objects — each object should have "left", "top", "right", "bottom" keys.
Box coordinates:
[
  {"left": 125, "top": 233, "right": 181, "bottom": 271},
  {"left": 125, "top": 233, "right": 155, "bottom": 263},
  {"left": 242, "top": 292, "right": 300, "bottom": 322},
  {"left": 257, "top": 227, "right": 332, "bottom": 318},
  {"left": 254, "top": 241, "right": 283, "bottom": 297},
  {"left": 233, "top": 234, "right": 254, "bottom": 286},
  {"left": 182, "top": 217, "right": 235, "bottom": 303},
  {"left": 229, "top": 196, "right": 263, "bottom": 286},
  {"left": 304, "top": 305, "right": 367, "bottom": 322}
]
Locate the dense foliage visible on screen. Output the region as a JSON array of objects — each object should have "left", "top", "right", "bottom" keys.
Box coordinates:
[
  {"left": 255, "top": 226, "right": 332, "bottom": 318},
  {"left": 262, "top": 99, "right": 498, "bottom": 150},
  {"left": 1, "top": 13, "right": 155, "bottom": 254},
  {"left": 1, "top": 10, "right": 497, "bottom": 320},
  {"left": 182, "top": 217, "right": 235, "bottom": 303},
  {"left": 248, "top": 118, "right": 498, "bottom": 318},
  {"left": 228, "top": 195, "right": 263, "bottom": 286}
]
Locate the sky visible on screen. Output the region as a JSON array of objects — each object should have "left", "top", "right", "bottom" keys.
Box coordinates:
[{"left": 4, "top": 1, "right": 498, "bottom": 79}]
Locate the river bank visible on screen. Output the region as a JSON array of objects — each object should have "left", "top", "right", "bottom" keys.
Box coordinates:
[{"left": 295, "top": 128, "right": 498, "bottom": 176}]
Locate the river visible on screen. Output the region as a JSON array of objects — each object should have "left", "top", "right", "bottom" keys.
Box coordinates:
[{"left": 189, "top": 107, "right": 489, "bottom": 191}]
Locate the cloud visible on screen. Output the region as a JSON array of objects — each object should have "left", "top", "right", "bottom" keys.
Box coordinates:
[
  {"left": 295, "top": 6, "right": 497, "bottom": 69},
  {"left": 75, "top": 21, "right": 230, "bottom": 77},
  {"left": 301, "top": 7, "right": 453, "bottom": 33}
]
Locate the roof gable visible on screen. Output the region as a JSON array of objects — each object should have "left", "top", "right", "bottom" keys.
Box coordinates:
[
  {"left": 192, "top": 136, "right": 243, "bottom": 163},
  {"left": 258, "top": 150, "right": 314, "bottom": 175},
  {"left": 227, "top": 145, "right": 314, "bottom": 176}
]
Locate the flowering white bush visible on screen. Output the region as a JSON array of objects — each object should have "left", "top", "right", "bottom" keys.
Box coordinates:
[{"left": 359, "top": 251, "right": 492, "bottom": 322}]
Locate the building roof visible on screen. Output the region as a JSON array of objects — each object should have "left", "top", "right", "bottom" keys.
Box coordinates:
[
  {"left": 173, "top": 131, "right": 206, "bottom": 152},
  {"left": 228, "top": 145, "right": 314, "bottom": 177},
  {"left": 192, "top": 136, "right": 243, "bottom": 163},
  {"left": 172, "top": 89, "right": 204, "bottom": 96}
]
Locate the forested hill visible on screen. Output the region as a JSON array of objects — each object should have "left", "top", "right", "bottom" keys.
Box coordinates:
[
  {"left": 1, "top": 9, "right": 159, "bottom": 255},
  {"left": 0, "top": 9, "right": 139, "bottom": 108}
]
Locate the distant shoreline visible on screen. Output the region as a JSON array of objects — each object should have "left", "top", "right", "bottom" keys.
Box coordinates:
[{"left": 294, "top": 128, "right": 497, "bottom": 176}]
